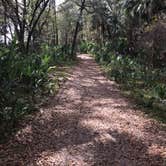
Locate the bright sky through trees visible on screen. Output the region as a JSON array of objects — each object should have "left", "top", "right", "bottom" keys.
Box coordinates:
[{"left": 57, "top": 0, "right": 64, "bottom": 6}]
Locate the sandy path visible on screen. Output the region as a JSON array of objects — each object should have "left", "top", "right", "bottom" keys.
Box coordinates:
[{"left": 0, "top": 54, "right": 165, "bottom": 166}]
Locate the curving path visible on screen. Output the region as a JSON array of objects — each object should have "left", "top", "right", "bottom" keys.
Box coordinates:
[{"left": 0, "top": 54, "right": 165, "bottom": 165}]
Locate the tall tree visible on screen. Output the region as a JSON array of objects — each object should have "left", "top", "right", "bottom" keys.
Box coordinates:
[
  {"left": 71, "top": 0, "right": 86, "bottom": 57},
  {"left": 1, "top": 0, "right": 50, "bottom": 52}
]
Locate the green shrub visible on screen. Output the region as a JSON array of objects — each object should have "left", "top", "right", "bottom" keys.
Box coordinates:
[
  {"left": 151, "top": 84, "right": 166, "bottom": 99},
  {"left": 0, "top": 44, "right": 56, "bottom": 132}
]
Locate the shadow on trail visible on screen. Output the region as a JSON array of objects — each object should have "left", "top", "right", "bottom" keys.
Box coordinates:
[
  {"left": 1, "top": 109, "right": 164, "bottom": 165},
  {"left": 0, "top": 54, "right": 165, "bottom": 165}
]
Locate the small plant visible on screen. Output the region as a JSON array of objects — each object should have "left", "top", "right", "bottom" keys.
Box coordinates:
[{"left": 152, "top": 84, "right": 166, "bottom": 99}]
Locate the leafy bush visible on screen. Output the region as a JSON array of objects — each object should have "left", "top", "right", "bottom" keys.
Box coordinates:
[
  {"left": 0, "top": 43, "right": 72, "bottom": 140},
  {"left": 79, "top": 41, "right": 99, "bottom": 55},
  {"left": 91, "top": 42, "right": 166, "bottom": 119},
  {"left": 151, "top": 84, "right": 166, "bottom": 100},
  {"left": 79, "top": 41, "right": 89, "bottom": 53},
  {"left": 0, "top": 48, "right": 49, "bottom": 122}
]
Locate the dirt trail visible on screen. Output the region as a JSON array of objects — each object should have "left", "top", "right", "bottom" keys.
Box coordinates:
[{"left": 0, "top": 54, "right": 165, "bottom": 166}]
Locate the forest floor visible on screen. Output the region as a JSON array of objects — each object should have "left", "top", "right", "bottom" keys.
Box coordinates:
[{"left": 0, "top": 54, "right": 166, "bottom": 166}]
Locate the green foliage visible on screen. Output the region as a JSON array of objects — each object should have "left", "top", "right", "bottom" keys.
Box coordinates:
[
  {"left": 151, "top": 84, "right": 166, "bottom": 100},
  {"left": 41, "top": 44, "right": 72, "bottom": 63},
  {"left": 79, "top": 41, "right": 89, "bottom": 53},
  {"left": 90, "top": 42, "right": 166, "bottom": 121},
  {"left": 79, "top": 41, "right": 99, "bottom": 54},
  {"left": 124, "top": 0, "right": 165, "bottom": 22},
  {"left": 82, "top": 39, "right": 128, "bottom": 64},
  {"left": 0, "top": 43, "right": 73, "bottom": 140},
  {"left": 0, "top": 48, "right": 48, "bottom": 123}
]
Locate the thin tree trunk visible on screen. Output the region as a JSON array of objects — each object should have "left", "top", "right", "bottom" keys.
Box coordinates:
[
  {"left": 65, "top": 32, "right": 68, "bottom": 53},
  {"left": 71, "top": 0, "right": 86, "bottom": 57},
  {"left": 3, "top": 3, "right": 7, "bottom": 45},
  {"left": 54, "top": 0, "right": 58, "bottom": 45},
  {"left": 52, "top": 0, "right": 58, "bottom": 46},
  {"left": 26, "top": 0, "right": 50, "bottom": 52}
]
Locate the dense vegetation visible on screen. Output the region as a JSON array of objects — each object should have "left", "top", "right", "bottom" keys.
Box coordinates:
[
  {"left": 81, "top": 42, "right": 166, "bottom": 122},
  {"left": 0, "top": 0, "right": 166, "bottom": 140},
  {"left": 77, "top": 0, "right": 166, "bottom": 122},
  {"left": 0, "top": 0, "right": 74, "bottom": 140}
]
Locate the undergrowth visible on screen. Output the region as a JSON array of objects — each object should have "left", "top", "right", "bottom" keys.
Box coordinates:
[
  {"left": 0, "top": 43, "right": 74, "bottom": 143},
  {"left": 79, "top": 41, "right": 166, "bottom": 123}
]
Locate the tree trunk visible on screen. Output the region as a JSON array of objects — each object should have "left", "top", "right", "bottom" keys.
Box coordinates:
[
  {"left": 3, "top": 3, "right": 7, "bottom": 45},
  {"left": 55, "top": 1, "right": 59, "bottom": 45},
  {"left": 71, "top": 0, "right": 86, "bottom": 58},
  {"left": 26, "top": 0, "right": 50, "bottom": 52},
  {"left": 51, "top": 0, "right": 58, "bottom": 46}
]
